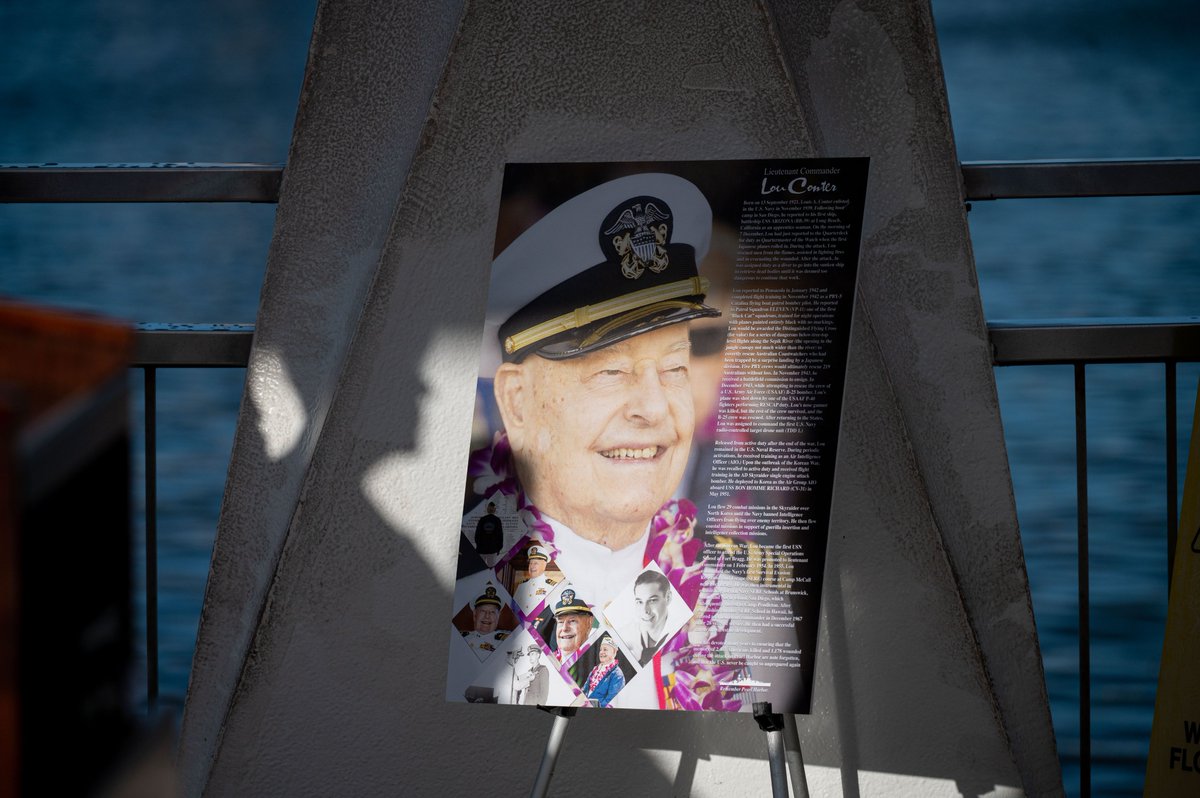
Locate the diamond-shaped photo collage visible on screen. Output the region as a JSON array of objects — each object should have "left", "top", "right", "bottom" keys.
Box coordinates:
[{"left": 450, "top": 499, "right": 696, "bottom": 710}]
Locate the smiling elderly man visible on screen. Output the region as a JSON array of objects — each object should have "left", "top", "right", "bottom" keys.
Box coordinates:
[
  {"left": 512, "top": 544, "right": 558, "bottom": 615},
  {"left": 480, "top": 173, "right": 718, "bottom": 610},
  {"left": 460, "top": 584, "right": 510, "bottom": 662},
  {"left": 551, "top": 589, "right": 594, "bottom": 664},
  {"left": 495, "top": 323, "right": 693, "bottom": 550}
]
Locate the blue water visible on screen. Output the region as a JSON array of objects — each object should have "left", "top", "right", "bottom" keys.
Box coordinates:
[
  {"left": 936, "top": 2, "right": 1200, "bottom": 793},
  {"left": 0, "top": 0, "right": 315, "bottom": 713},
  {"left": 3, "top": 1, "right": 1199, "bottom": 795}
]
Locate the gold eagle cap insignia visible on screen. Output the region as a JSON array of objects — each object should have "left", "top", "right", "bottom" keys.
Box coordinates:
[{"left": 603, "top": 202, "right": 671, "bottom": 279}]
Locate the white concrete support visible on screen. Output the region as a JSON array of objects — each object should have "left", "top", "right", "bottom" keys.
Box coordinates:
[
  {"left": 181, "top": 1, "right": 1063, "bottom": 796},
  {"left": 176, "top": 0, "right": 467, "bottom": 789}
]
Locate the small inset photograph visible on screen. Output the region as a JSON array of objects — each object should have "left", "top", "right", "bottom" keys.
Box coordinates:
[
  {"left": 498, "top": 539, "right": 563, "bottom": 618},
  {"left": 461, "top": 493, "right": 525, "bottom": 568},
  {"left": 451, "top": 579, "right": 519, "bottom": 663},
  {"left": 603, "top": 563, "right": 692, "bottom": 668},
  {"left": 531, "top": 585, "right": 601, "bottom": 670},
  {"left": 568, "top": 633, "right": 636, "bottom": 708},
  {"left": 464, "top": 628, "right": 581, "bottom": 707}
]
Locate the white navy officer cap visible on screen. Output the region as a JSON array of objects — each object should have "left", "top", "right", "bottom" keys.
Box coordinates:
[{"left": 480, "top": 172, "right": 720, "bottom": 375}]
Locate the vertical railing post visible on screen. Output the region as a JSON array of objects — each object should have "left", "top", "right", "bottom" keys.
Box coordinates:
[
  {"left": 1074, "top": 364, "right": 1090, "bottom": 798},
  {"left": 143, "top": 366, "right": 158, "bottom": 713},
  {"left": 1166, "top": 362, "right": 1178, "bottom": 590}
]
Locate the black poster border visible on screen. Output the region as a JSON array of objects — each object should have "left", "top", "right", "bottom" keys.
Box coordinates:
[{"left": 447, "top": 158, "right": 869, "bottom": 715}]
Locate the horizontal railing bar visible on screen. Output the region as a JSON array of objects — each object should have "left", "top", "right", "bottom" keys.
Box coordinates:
[
  {"left": 0, "top": 163, "right": 282, "bottom": 203},
  {"left": 134, "top": 323, "right": 255, "bottom": 366},
  {"left": 990, "top": 317, "right": 1200, "bottom": 365},
  {"left": 3, "top": 160, "right": 1200, "bottom": 203},
  {"left": 130, "top": 318, "right": 1200, "bottom": 368},
  {"left": 962, "top": 158, "right": 1200, "bottom": 200}
]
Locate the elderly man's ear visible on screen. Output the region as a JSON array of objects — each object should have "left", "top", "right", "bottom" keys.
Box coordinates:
[{"left": 493, "top": 362, "right": 529, "bottom": 449}]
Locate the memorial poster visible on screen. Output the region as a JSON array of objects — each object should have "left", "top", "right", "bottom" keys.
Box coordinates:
[{"left": 446, "top": 159, "right": 868, "bottom": 713}]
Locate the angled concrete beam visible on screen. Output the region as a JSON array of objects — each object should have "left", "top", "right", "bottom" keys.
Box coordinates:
[
  {"left": 768, "top": 2, "right": 1060, "bottom": 792},
  {"left": 176, "top": 1, "right": 468, "bottom": 790}
]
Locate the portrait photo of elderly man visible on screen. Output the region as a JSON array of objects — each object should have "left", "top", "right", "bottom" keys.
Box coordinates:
[
  {"left": 548, "top": 589, "right": 594, "bottom": 666},
  {"left": 582, "top": 635, "right": 626, "bottom": 708},
  {"left": 477, "top": 171, "right": 717, "bottom": 595},
  {"left": 458, "top": 584, "right": 513, "bottom": 662},
  {"left": 511, "top": 543, "right": 559, "bottom": 616}
]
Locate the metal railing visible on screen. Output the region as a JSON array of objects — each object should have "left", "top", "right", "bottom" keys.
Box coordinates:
[
  {"left": 5, "top": 158, "right": 1200, "bottom": 797},
  {"left": 121, "top": 317, "right": 1200, "bottom": 796},
  {"left": 131, "top": 323, "right": 254, "bottom": 710},
  {"left": 991, "top": 318, "right": 1200, "bottom": 796},
  {"left": 5, "top": 158, "right": 1200, "bottom": 202}
]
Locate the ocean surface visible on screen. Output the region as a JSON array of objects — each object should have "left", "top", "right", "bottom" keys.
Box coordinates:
[{"left": 2, "top": 1, "right": 1198, "bottom": 795}]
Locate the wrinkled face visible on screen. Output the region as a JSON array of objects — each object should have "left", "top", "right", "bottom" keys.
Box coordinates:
[
  {"left": 473, "top": 604, "right": 500, "bottom": 634},
  {"left": 496, "top": 325, "right": 695, "bottom": 543},
  {"left": 598, "top": 642, "right": 617, "bottom": 665},
  {"left": 634, "top": 582, "right": 670, "bottom": 637},
  {"left": 556, "top": 613, "right": 592, "bottom": 654},
  {"left": 527, "top": 558, "right": 547, "bottom": 578}
]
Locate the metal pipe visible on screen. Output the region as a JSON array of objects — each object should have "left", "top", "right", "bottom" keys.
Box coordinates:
[
  {"left": 0, "top": 163, "right": 282, "bottom": 203},
  {"left": 4, "top": 159, "right": 1200, "bottom": 204},
  {"left": 529, "top": 708, "right": 574, "bottom": 798},
  {"left": 989, "top": 317, "right": 1200, "bottom": 366},
  {"left": 122, "top": 318, "right": 1200, "bottom": 370},
  {"left": 144, "top": 366, "right": 159, "bottom": 713},
  {"left": 133, "top": 324, "right": 255, "bottom": 368},
  {"left": 765, "top": 726, "right": 789, "bottom": 798},
  {"left": 962, "top": 158, "right": 1200, "bottom": 200},
  {"left": 782, "top": 714, "right": 810, "bottom": 798},
  {"left": 753, "top": 702, "right": 790, "bottom": 798},
  {"left": 1074, "top": 364, "right": 1090, "bottom": 798}
]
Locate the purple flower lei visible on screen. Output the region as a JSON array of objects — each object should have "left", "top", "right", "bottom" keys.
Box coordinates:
[{"left": 661, "top": 558, "right": 748, "bottom": 711}]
